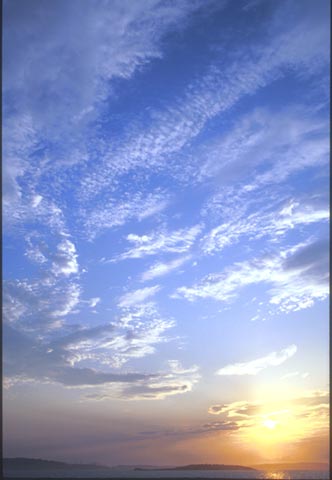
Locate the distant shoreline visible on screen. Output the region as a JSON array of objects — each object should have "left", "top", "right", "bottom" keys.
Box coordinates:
[{"left": 3, "top": 477, "right": 329, "bottom": 480}]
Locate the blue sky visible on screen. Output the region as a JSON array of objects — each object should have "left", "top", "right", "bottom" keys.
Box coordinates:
[{"left": 3, "top": 0, "right": 330, "bottom": 467}]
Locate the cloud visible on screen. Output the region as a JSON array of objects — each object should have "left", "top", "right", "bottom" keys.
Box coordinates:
[
  {"left": 137, "top": 420, "right": 238, "bottom": 439},
  {"left": 3, "top": 278, "right": 81, "bottom": 332},
  {"left": 109, "top": 303, "right": 176, "bottom": 368},
  {"left": 88, "top": 297, "right": 100, "bottom": 308},
  {"left": 116, "top": 224, "right": 202, "bottom": 261},
  {"left": 208, "top": 401, "right": 261, "bottom": 417},
  {"left": 215, "top": 345, "right": 297, "bottom": 376},
  {"left": 52, "top": 239, "right": 79, "bottom": 276},
  {"left": 3, "top": 0, "right": 329, "bottom": 242},
  {"left": 24, "top": 233, "right": 48, "bottom": 265},
  {"left": 80, "top": 2, "right": 329, "bottom": 199},
  {"left": 65, "top": 302, "right": 175, "bottom": 369},
  {"left": 175, "top": 238, "right": 329, "bottom": 312},
  {"left": 4, "top": 279, "right": 176, "bottom": 376},
  {"left": 3, "top": 0, "right": 215, "bottom": 230},
  {"left": 2, "top": 114, "right": 37, "bottom": 208},
  {"left": 118, "top": 286, "right": 161, "bottom": 308},
  {"left": 24, "top": 231, "right": 80, "bottom": 278},
  {"left": 3, "top": 0, "right": 329, "bottom": 424},
  {"left": 54, "top": 368, "right": 152, "bottom": 387},
  {"left": 49, "top": 283, "right": 81, "bottom": 318},
  {"left": 202, "top": 194, "right": 329, "bottom": 255},
  {"left": 270, "top": 239, "right": 329, "bottom": 311},
  {"left": 206, "top": 390, "right": 329, "bottom": 459},
  {"left": 198, "top": 106, "right": 328, "bottom": 188},
  {"left": 207, "top": 390, "right": 329, "bottom": 438},
  {"left": 3, "top": 321, "right": 177, "bottom": 390},
  {"left": 49, "top": 324, "right": 115, "bottom": 351},
  {"left": 141, "top": 255, "right": 191, "bottom": 282},
  {"left": 3, "top": 320, "right": 199, "bottom": 401},
  {"left": 282, "top": 238, "right": 329, "bottom": 275},
  {"left": 83, "top": 191, "right": 170, "bottom": 240},
  {"left": 87, "top": 360, "right": 200, "bottom": 401},
  {"left": 4, "top": 0, "right": 210, "bottom": 137},
  {"left": 281, "top": 371, "right": 309, "bottom": 380}
]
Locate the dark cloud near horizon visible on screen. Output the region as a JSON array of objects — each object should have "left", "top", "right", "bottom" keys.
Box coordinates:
[
  {"left": 3, "top": 324, "right": 155, "bottom": 387},
  {"left": 137, "top": 420, "right": 239, "bottom": 439},
  {"left": 283, "top": 238, "right": 329, "bottom": 282}
]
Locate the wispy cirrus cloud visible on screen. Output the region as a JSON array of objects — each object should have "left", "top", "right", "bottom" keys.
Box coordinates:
[
  {"left": 80, "top": 1, "right": 329, "bottom": 198},
  {"left": 86, "top": 360, "right": 200, "bottom": 401},
  {"left": 109, "top": 303, "right": 175, "bottom": 368},
  {"left": 197, "top": 106, "right": 329, "bottom": 187},
  {"left": 3, "top": 0, "right": 219, "bottom": 229},
  {"left": 175, "top": 238, "right": 329, "bottom": 313},
  {"left": 115, "top": 224, "right": 202, "bottom": 261},
  {"left": 3, "top": 279, "right": 82, "bottom": 333},
  {"left": 3, "top": 320, "right": 192, "bottom": 400},
  {"left": 6, "top": 233, "right": 82, "bottom": 332},
  {"left": 4, "top": 0, "right": 214, "bottom": 138},
  {"left": 118, "top": 286, "right": 161, "bottom": 308},
  {"left": 202, "top": 197, "right": 329, "bottom": 255},
  {"left": 215, "top": 345, "right": 297, "bottom": 376},
  {"left": 141, "top": 255, "right": 191, "bottom": 282},
  {"left": 48, "top": 303, "right": 175, "bottom": 369},
  {"left": 83, "top": 190, "right": 170, "bottom": 240}
]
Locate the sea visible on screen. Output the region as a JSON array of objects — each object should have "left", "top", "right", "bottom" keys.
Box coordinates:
[
  {"left": 100, "top": 471, "right": 330, "bottom": 480},
  {"left": 4, "top": 469, "right": 330, "bottom": 479}
]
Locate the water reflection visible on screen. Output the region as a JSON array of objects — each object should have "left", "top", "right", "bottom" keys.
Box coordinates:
[{"left": 260, "top": 472, "right": 291, "bottom": 480}]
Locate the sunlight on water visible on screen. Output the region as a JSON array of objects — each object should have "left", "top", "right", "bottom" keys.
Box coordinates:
[{"left": 261, "top": 472, "right": 291, "bottom": 480}]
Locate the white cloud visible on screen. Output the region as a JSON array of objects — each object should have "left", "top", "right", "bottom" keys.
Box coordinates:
[
  {"left": 202, "top": 196, "right": 329, "bottom": 255},
  {"left": 3, "top": 298, "right": 180, "bottom": 394},
  {"left": 117, "top": 224, "right": 202, "bottom": 261},
  {"left": 80, "top": 3, "right": 329, "bottom": 198},
  {"left": 50, "top": 283, "right": 81, "bottom": 318},
  {"left": 141, "top": 255, "right": 191, "bottom": 282},
  {"left": 118, "top": 286, "right": 161, "bottom": 308},
  {"left": 48, "top": 302, "right": 175, "bottom": 370},
  {"left": 83, "top": 191, "right": 170, "bottom": 240},
  {"left": 107, "top": 303, "right": 175, "bottom": 368},
  {"left": 4, "top": 0, "right": 210, "bottom": 135},
  {"left": 198, "top": 106, "right": 328, "bottom": 187},
  {"left": 31, "top": 194, "right": 43, "bottom": 208},
  {"left": 52, "top": 239, "right": 79, "bottom": 277},
  {"left": 216, "top": 345, "right": 297, "bottom": 376},
  {"left": 3, "top": 278, "right": 82, "bottom": 334},
  {"left": 2, "top": 114, "right": 37, "bottom": 208},
  {"left": 88, "top": 297, "right": 100, "bottom": 308},
  {"left": 3, "top": 0, "right": 214, "bottom": 232},
  {"left": 176, "top": 239, "right": 329, "bottom": 312}
]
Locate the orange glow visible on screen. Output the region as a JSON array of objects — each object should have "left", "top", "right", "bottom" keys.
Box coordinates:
[{"left": 216, "top": 392, "right": 329, "bottom": 462}]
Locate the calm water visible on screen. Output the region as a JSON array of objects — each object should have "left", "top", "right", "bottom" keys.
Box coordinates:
[
  {"left": 100, "top": 470, "right": 328, "bottom": 480},
  {"left": 4, "top": 469, "right": 330, "bottom": 479}
]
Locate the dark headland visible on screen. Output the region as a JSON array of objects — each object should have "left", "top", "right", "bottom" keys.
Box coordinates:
[
  {"left": 135, "top": 464, "right": 257, "bottom": 471},
  {"left": 3, "top": 457, "right": 329, "bottom": 479}
]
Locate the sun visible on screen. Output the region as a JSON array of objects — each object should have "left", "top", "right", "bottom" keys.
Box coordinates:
[{"left": 263, "top": 419, "right": 278, "bottom": 429}]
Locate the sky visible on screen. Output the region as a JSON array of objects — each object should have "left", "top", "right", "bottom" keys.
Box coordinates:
[{"left": 2, "top": 0, "right": 330, "bottom": 468}]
